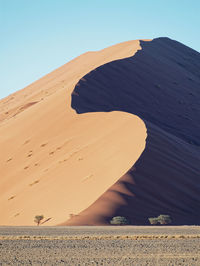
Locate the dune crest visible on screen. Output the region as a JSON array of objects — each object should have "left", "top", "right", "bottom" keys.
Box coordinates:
[
  {"left": 63, "top": 37, "right": 200, "bottom": 225},
  {"left": 0, "top": 39, "right": 148, "bottom": 225},
  {"left": 1, "top": 37, "right": 199, "bottom": 226}
]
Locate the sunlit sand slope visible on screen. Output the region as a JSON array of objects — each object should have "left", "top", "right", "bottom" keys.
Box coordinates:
[{"left": 0, "top": 40, "right": 148, "bottom": 225}]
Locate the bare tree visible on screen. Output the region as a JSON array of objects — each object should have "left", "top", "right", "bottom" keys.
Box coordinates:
[{"left": 34, "top": 215, "right": 44, "bottom": 226}]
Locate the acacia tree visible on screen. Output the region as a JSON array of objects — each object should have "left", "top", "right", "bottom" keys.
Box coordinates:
[
  {"left": 148, "top": 217, "right": 159, "bottom": 225},
  {"left": 34, "top": 215, "right": 44, "bottom": 226},
  {"left": 148, "top": 215, "right": 172, "bottom": 225},
  {"left": 110, "top": 216, "right": 129, "bottom": 225},
  {"left": 157, "top": 215, "right": 172, "bottom": 224}
]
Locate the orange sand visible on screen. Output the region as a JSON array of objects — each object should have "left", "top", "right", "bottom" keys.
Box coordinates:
[
  {"left": 0, "top": 40, "right": 147, "bottom": 225},
  {"left": 1, "top": 37, "right": 199, "bottom": 226}
]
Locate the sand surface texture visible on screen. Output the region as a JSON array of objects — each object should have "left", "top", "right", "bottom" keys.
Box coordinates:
[
  {"left": 65, "top": 38, "right": 200, "bottom": 225},
  {"left": 0, "top": 37, "right": 199, "bottom": 226},
  {"left": 0, "top": 40, "right": 147, "bottom": 225}
]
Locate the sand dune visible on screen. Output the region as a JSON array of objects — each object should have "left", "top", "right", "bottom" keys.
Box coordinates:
[
  {"left": 64, "top": 37, "right": 200, "bottom": 225},
  {"left": 0, "top": 40, "right": 147, "bottom": 225},
  {"left": 0, "top": 37, "right": 199, "bottom": 226}
]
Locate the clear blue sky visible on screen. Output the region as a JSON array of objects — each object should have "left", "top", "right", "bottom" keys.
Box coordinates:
[{"left": 1, "top": 0, "right": 200, "bottom": 99}]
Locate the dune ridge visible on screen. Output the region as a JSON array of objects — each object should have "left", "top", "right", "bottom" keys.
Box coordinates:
[
  {"left": 0, "top": 37, "right": 199, "bottom": 226},
  {"left": 63, "top": 37, "right": 200, "bottom": 225},
  {"left": 0, "top": 39, "right": 148, "bottom": 225}
]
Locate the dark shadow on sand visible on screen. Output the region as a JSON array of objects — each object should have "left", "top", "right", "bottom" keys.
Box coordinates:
[{"left": 70, "top": 37, "right": 200, "bottom": 225}]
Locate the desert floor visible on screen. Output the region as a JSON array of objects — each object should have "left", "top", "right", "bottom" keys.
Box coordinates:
[{"left": 0, "top": 226, "right": 200, "bottom": 265}]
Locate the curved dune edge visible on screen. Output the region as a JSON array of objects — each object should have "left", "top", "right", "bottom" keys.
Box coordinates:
[
  {"left": 61, "top": 121, "right": 200, "bottom": 225},
  {"left": 0, "top": 40, "right": 149, "bottom": 226},
  {"left": 61, "top": 37, "right": 200, "bottom": 225}
]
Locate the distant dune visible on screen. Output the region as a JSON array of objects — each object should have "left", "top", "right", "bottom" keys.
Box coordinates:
[{"left": 0, "top": 38, "right": 199, "bottom": 226}]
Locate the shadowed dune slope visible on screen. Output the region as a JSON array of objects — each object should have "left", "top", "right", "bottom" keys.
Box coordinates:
[
  {"left": 63, "top": 37, "right": 200, "bottom": 225},
  {"left": 72, "top": 38, "right": 200, "bottom": 146},
  {"left": 0, "top": 40, "right": 148, "bottom": 225}
]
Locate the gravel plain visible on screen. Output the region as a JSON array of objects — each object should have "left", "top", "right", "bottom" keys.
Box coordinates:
[{"left": 0, "top": 226, "right": 200, "bottom": 265}]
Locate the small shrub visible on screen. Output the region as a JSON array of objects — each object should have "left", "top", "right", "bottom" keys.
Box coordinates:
[
  {"left": 148, "top": 217, "right": 159, "bottom": 225},
  {"left": 148, "top": 214, "right": 172, "bottom": 225},
  {"left": 34, "top": 215, "right": 44, "bottom": 226},
  {"left": 110, "top": 216, "right": 129, "bottom": 225},
  {"left": 157, "top": 214, "right": 172, "bottom": 225}
]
